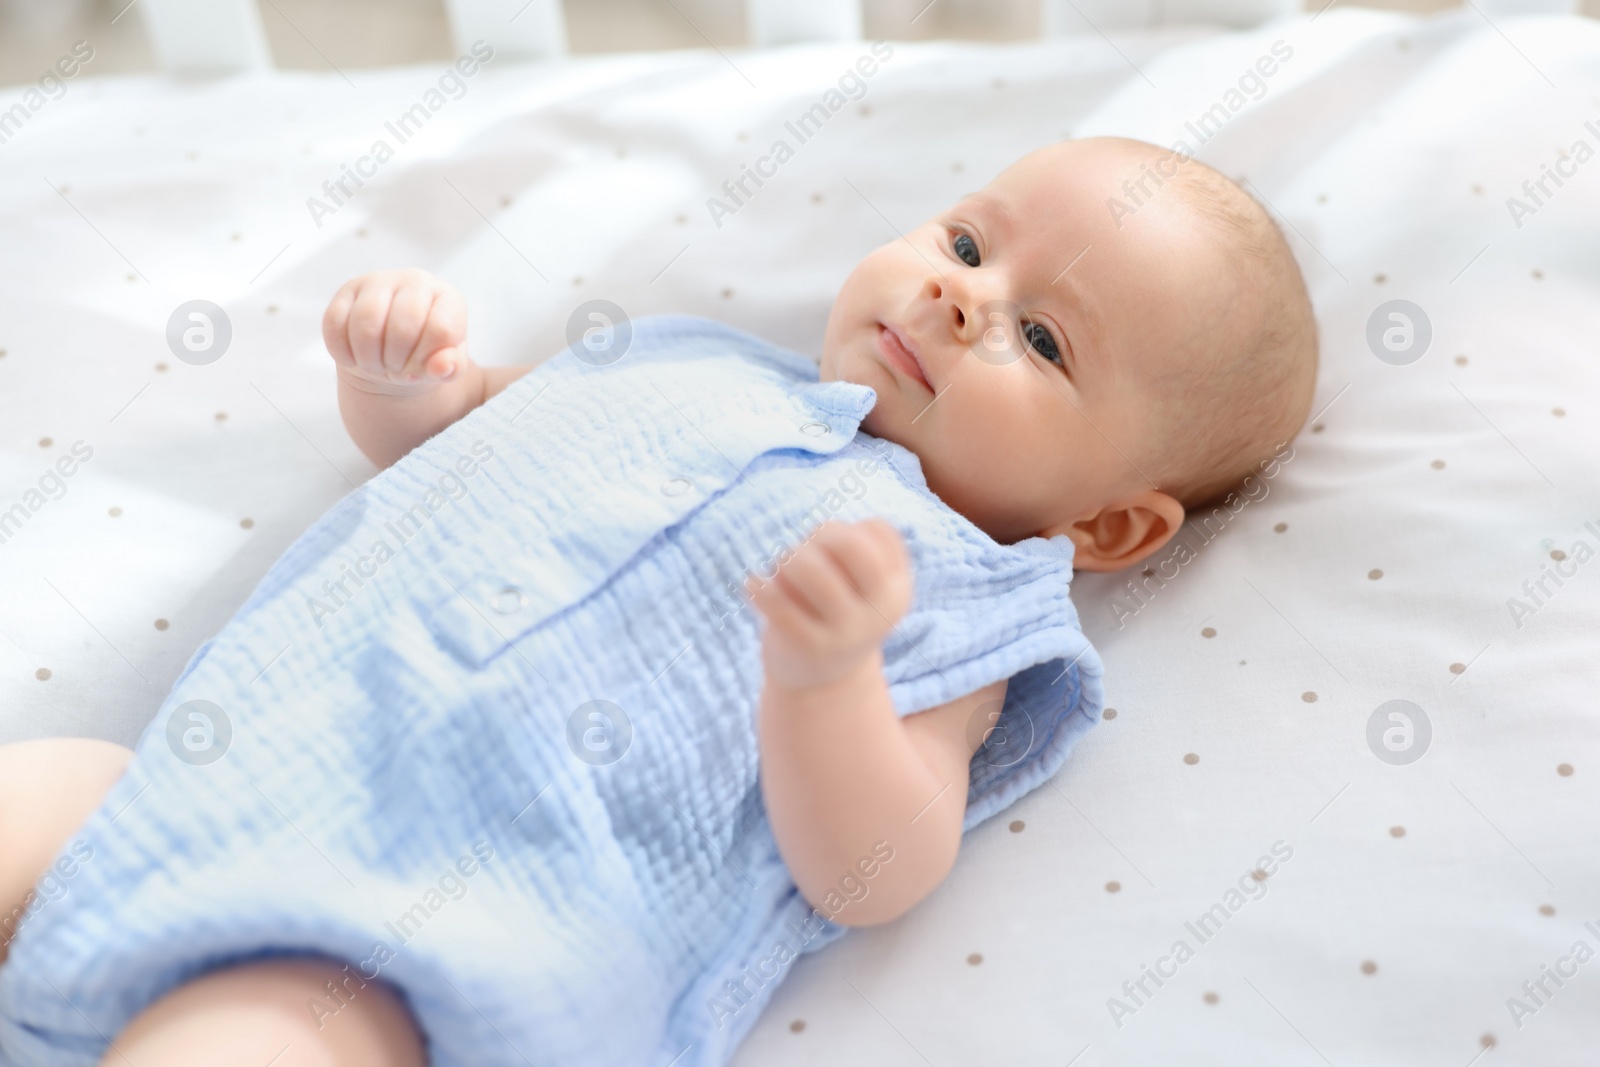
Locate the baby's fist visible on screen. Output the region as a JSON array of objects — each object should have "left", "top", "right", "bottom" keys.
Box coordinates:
[
  {"left": 323, "top": 269, "right": 467, "bottom": 393},
  {"left": 747, "top": 519, "right": 913, "bottom": 691}
]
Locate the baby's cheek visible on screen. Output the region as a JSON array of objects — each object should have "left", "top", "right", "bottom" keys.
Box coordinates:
[
  {"left": 857, "top": 240, "right": 931, "bottom": 307},
  {"left": 836, "top": 258, "right": 890, "bottom": 313}
]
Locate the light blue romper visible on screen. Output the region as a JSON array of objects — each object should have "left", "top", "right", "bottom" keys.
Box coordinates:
[{"left": 0, "top": 315, "right": 1103, "bottom": 1066}]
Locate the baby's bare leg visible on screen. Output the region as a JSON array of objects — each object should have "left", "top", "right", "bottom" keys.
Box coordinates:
[
  {"left": 0, "top": 737, "right": 132, "bottom": 966},
  {"left": 105, "top": 958, "right": 426, "bottom": 1067},
  {"left": 0, "top": 738, "right": 424, "bottom": 1064}
]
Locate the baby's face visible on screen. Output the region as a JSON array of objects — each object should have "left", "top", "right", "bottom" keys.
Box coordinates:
[{"left": 820, "top": 139, "right": 1236, "bottom": 558}]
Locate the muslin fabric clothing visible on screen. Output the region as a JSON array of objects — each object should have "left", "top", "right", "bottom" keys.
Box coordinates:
[{"left": 0, "top": 315, "right": 1102, "bottom": 1066}]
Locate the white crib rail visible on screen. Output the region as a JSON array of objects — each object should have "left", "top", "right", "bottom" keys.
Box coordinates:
[
  {"left": 135, "top": 0, "right": 1578, "bottom": 76},
  {"left": 139, "top": 0, "right": 869, "bottom": 74},
  {"left": 443, "top": 0, "right": 568, "bottom": 60},
  {"left": 1043, "top": 0, "right": 1297, "bottom": 31},
  {"left": 138, "top": 0, "right": 272, "bottom": 75},
  {"left": 747, "top": 0, "right": 863, "bottom": 45}
]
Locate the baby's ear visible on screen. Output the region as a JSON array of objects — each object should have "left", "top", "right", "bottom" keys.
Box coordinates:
[{"left": 1060, "top": 490, "right": 1185, "bottom": 573}]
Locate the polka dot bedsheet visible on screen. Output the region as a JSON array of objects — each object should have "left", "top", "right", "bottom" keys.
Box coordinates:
[{"left": 0, "top": 7, "right": 1596, "bottom": 1064}]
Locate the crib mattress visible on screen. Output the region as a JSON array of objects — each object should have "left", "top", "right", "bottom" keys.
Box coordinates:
[{"left": 0, "top": 7, "right": 1597, "bottom": 1065}]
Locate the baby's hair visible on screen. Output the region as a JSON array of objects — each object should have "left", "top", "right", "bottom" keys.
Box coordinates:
[{"left": 1138, "top": 150, "right": 1319, "bottom": 511}]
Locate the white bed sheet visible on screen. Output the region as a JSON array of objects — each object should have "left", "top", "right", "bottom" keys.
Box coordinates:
[{"left": 2, "top": 8, "right": 1598, "bottom": 1064}]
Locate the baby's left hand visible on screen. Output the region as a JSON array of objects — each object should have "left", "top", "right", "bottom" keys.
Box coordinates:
[{"left": 746, "top": 519, "right": 913, "bottom": 691}]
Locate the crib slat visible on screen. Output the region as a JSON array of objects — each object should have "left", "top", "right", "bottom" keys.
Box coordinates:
[
  {"left": 1041, "top": 0, "right": 1151, "bottom": 32},
  {"left": 747, "top": 0, "right": 862, "bottom": 45},
  {"left": 1474, "top": 0, "right": 1578, "bottom": 10},
  {"left": 1042, "top": 0, "right": 1300, "bottom": 32},
  {"left": 139, "top": 0, "right": 273, "bottom": 74},
  {"left": 444, "top": 0, "right": 568, "bottom": 60}
]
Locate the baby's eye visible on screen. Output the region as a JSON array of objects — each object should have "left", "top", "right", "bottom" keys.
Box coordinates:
[
  {"left": 952, "top": 232, "right": 980, "bottom": 267},
  {"left": 1023, "top": 320, "right": 1062, "bottom": 366}
]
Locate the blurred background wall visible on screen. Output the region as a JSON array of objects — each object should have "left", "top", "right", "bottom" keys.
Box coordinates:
[{"left": 0, "top": 0, "right": 1579, "bottom": 85}]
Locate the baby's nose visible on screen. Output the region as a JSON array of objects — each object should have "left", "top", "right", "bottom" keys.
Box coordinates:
[{"left": 921, "top": 277, "right": 968, "bottom": 335}]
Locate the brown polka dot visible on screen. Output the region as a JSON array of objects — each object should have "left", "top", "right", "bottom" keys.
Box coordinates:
[
  {"left": 499, "top": 196, "right": 512, "bottom": 208},
  {"left": 572, "top": 276, "right": 582, "bottom": 286},
  {"left": 1558, "top": 763, "right": 1573, "bottom": 777},
  {"left": 1311, "top": 423, "right": 1325, "bottom": 433},
  {"left": 967, "top": 952, "right": 983, "bottom": 965},
  {"left": 230, "top": 232, "right": 241, "bottom": 242},
  {"left": 1203, "top": 991, "right": 1220, "bottom": 1004},
  {"left": 155, "top": 362, "right": 169, "bottom": 372},
  {"left": 1302, "top": 691, "right": 1317, "bottom": 703},
  {"left": 858, "top": 104, "right": 872, "bottom": 117},
  {"left": 1471, "top": 183, "right": 1483, "bottom": 195},
  {"left": 1102, "top": 707, "right": 1117, "bottom": 720},
  {"left": 1449, "top": 662, "right": 1466, "bottom": 675},
  {"left": 1316, "top": 194, "right": 1328, "bottom": 204},
  {"left": 1455, "top": 354, "right": 1468, "bottom": 366},
  {"left": 1397, "top": 38, "right": 1409, "bottom": 49},
  {"left": 1368, "top": 569, "right": 1383, "bottom": 580},
  {"left": 1539, "top": 904, "right": 1556, "bottom": 916},
  {"left": 1531, "top": 270, "right": 1543, "bottom": 280},
  {"left": 1201, "top": 627, "right": 1216, "bottom": 639},
  {"left": 240, "top": 517, "right": 255, "bottom": 529},
  {"left": 1250, "top": 868, "right": 1268, "bottom": 882},
  {"left": 1105, "top": 880, "right": 1121, "bottom": 893},
  {"left": 35, "top": 667, "right": 51, "bottom": 681},
  {"left": 1183, "top": 753, "right": 1199, "bottom": 765},
  {"left": 266, "top": 305, "right": 278, "bottom": 315},
  {"left": 154, "top": 618, "right": 169, "bottom": 631},
  {"left": 1274, "top": 522, "right": 1288, "bottom": 532},
  {"left": 355, "top": 228, "right": 368, "bottom": 238},
  {"left": 1431, "top": 459, "right": 1445, "bottom": 470},
  {"left": 1553, "top": 407, "right": 1566, "bottom": 417},
  {"left": 1374, "top": 273, "right": 1387, "bottom": 284},
  {"left": 1361, "top": 960, "right": 1377, "bottom": 975},
  {"left": 676, "top": 212, "right": 688, "bottom": 223},
  {"left": 951, "top": 162, "right": 964, "bottom": 172},
  {"left": 789, "top": 1019, "right": 806, "bottom": 1033},
  {"left": 1009, "top": 819, "right": 1025, "bottom": 833},
  {"left": 721, "top": 288, "right": 733, "bottom": 299},
  {"left": 127, "top": 273, "right": 137, "bottom": 282},
  {"left": 108, "top": 506, "right": 123, "bottom": 517},
  {"left": 1481, "top": 1034, "right": 1496, "bottom": 1049},
  {"left": 1552, "top": 549, "right": 1567, "bottom": 561},
  {"left": 214, "top": 412, "right": 227, "bottom": 422},
  {"left": 0, "top": 348, "right": 7, "bottom": 358},
  {"left": 810, "top": 193, "right": 823, "bottom": 204},
  {"left": 1390, "top": 825, "right": 1405, "bottom": 838},
  {"left": 38, "top": 436, "right": 52, "bottom": 448}
]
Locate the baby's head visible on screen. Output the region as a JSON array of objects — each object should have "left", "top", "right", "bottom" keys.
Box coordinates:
[{"left": 820, "top": 136, "right": 1318, "bottom": 571}]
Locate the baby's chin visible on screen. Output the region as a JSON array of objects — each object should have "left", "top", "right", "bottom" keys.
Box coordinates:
[{"left": 821, "top": 352, "right": 891, "bottom": 439}]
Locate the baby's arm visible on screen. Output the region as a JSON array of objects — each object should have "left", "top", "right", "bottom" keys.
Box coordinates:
[
  {"left": 749, "top": 520, "right": 1003, "bottom": 927},
  {"left": 323, "top": 270, "right": 533, "bottom": 469}
]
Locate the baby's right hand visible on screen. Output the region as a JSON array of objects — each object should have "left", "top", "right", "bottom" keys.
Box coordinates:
[{"left": 322, "top": 269, "right": 468, "bottom": 393}]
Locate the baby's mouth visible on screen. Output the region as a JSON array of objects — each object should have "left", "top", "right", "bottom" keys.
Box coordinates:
[{"left": 876, "top": 323, "right": 933, "bottom": 393}]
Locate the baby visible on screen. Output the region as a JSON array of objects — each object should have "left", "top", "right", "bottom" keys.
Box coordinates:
[{"left": 0, "top": 136, "right": 1315, "bottom": 1067}]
